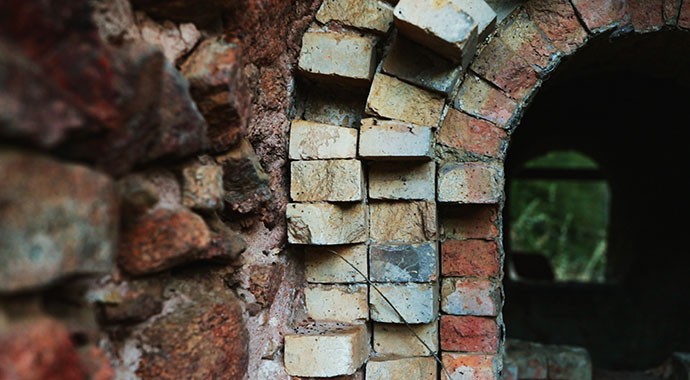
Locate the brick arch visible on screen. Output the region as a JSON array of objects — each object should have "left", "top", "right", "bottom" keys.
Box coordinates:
[{"left": 285, "top": 1, "right": 689, "bottom": 378}]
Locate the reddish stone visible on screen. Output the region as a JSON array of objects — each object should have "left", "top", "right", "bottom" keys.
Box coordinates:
[
  {"left": 570, "top": 0, "right": 629, "bottom": 33},
  {"left": 98, "top": 279, "right": 164, "bottom": 324},
  {"left": 663, "top": 0, "right": 682, "bottom": 25},
  {"left": 678, "top": 1, "right": 690, "bottom": 28},
  {"left": 440, "top": 315, "right": 499, "bottom": 353},
  {"left": 454, "top": 74, "right": 517, "bottom": 129},
  {"left": 498, "top": 9, "right": 558, "bottom": 74},
  {"left": 471, "top": 38, "right": 539, "bottom": 101},
  {"left": 438, "top": 108, "right": 507, "bottom": 158},
  {"left": 441, "top": 353, "right": 498, "bottom": 380},
  {"left": 440, "top": 204, "right": 500, "bottom": 240},
  {"left": 525, "top": 0, "right": 589, "bottom": 55},
  {"left": 79, "top": 346, "right": 115, "bottom": 380},
  {"left": 249, "top": 263, "right": 285, "bottom": 307},
  {"left": 442, "top": 240, "right": 500, "bottom": 277},
  {"left": 627, "top": 0, "right": 664, "bottom": 32}
]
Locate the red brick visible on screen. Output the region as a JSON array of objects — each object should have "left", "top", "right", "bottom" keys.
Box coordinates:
[
  {"left": 663, "top": 0, "right": 682, "bottom": 26},
  {"left": 442, "top": 240, "right": 500, "bottom": 277},
  {"left": 679, "top": 0, "right": 690, "bottom": 29},
  {"left": 498, "top": 9, "right": 558, "bottom": 74},
  {"left": 571, "top": 0, "right": 629, "bottom": 33},
  {"left": 440, "top": 204, "right": 500, "bottom": 240},
  {"left": 471, "top": 38, "right": 539, "bottom": 101},
  {"left": 438, "top": 108, "right": 507, "bottom": 158},
  {"left": 454, "top": 74, "right": 518, "bottom": 129},
  {"left": 441, "top": 353, "right": 498, "bottom": 380},
  {"left": 525, "top": 0, "right": 588, "bottom": 55},
  {"left": 440, "top": 315, "right": 499, "bottom": 353},
  {"left": 627, "top": 0, "right": 664, "bottom": 32}
]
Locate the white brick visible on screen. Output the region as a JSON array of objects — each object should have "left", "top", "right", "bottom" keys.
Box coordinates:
[
  {"left": 306, "top": 284, "right": 369, "bottom": 322},
  {"left": 290, "top": 160, "right": 363, "bottom": 202},
  {"left": 437, "top": 162, "right": 504, "bottom": 203},
  {"left": 287, "top": 203, "right": 368, "bottom": 245},
  {"left": 305, "top": 244, "right": 368, "bottom": 283},
  {"left": 366, "top": 73, "right": 445, "bottom": 127},
  {"left": 367, "top": 357, "right": 437, "bottom": 380},
  {"left": 359, "top": 118, "right": 434, "bottom": 160},
  {"left": 299, "top": 32, "right": 376, "bottom": 85},
  {"left": 316, "top": 0, "right": 394, "bottom": 33},
  {"left": 370, "top": 282, "right": 439, "bottom": 323},
  {"left": 369, "top": 201, "right": 437, "bottom": 244},
  {"left": 289, "top": 120, "right": 357, "bottom": 160},
  {"left": 369, "top": 161, "right": 435, "bottom": 200},
  {"left": 373, "top": 322, "right": 439, "bottom": 356}
]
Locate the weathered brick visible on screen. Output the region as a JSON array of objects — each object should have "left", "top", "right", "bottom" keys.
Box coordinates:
[
  {"left": 547, "top": 345, "right": 592, "bottom": 380},
  {"left": 438, "top": 108, "right": 507, "bottom": 158},
  {"left": 441, "top": 278, "right": 501, "bottom": 316},
  {"left": 305, "top": 244, "right": 368, "bottom": 283},
  {"left": 298, "top": 32, "right": 376, "bottom": 86},
  {"left": 441, "top": 353, "right": 499, "bottom": 380},
  {"left": 663, "top": 0, "right": 682, "bottom": 26},
  {"left": 498, "top": 9, "right": 559, "bottom": 74},
  {"left": 570, "top": 0, "right": 629, "bottom": 33},
  {"left": 366, "top": 357, "right": 437, "bottom": 380},
  {"left": 287, "top": 203, "right": 367, "bottom": 245},
  {"left": 304, "top": 85, "right": 367, "bottom": 128},
  {"left": 370, "top": 242, "right": 438, "bottom": 282},
  {"left": 289, "top": 120, "right": 358, "bottom": 160},
  {"left": 679, "top": 0, "right": 690, "bottom": 28},
  {"left": 366, "top": 74, "right": 445, "bottom": 127},
  {"left": 505, "top": 340, "right": 548, "bottom": 379},
  {"left": 442, "top": 240, "right": 500, "bottom": 277},
  {"left": 369, "top": 201, "right": 437, "bottom": 243},
  {"left": 373, "top": 322, "right": 439, "bottom": 356},
  {"left": 440, "top": 204, "right": 500, "bottom": 239},
  {"left": 370, "top": 282, "right": 439, "bottom": 323},
  {"left": 440, "top": 315, "right": 499, "bottom": 353},
  {"left": 501, "top": 359, "right": 519, "bottom": 380},
  {"left": 316, "top": 0, "right": 394, "bottom": 33},
  {"left": 181, "top": 163, "right": 223, "bottom": 210},
  {"left": 525, "top": 0, "right": 588, "bottom": 55},
  {"left": 454, "top": 73, "right": 518, "bottom": 128},
  {"left": 628, "top": 0, "right": 664, "bottom": 32},
  {"left": 285, "top": 323, "right": 369, "bottom": 377},
  {"left": 290, "top": 160, "right": 363, "bottom": 202},
  {"left": 461, "top": 0, "right": 499, "bottom": 41},
  {"left": 437, "top": 162, "right": 504, "bottom": 204},
  {"left": 369, "top": 162, "right": 436, "bottom": 200},
  {"left": 471, "top": 37, "right": 539, "bottom": 101},
  {"left": 305, "top": 284, "right": 369, "bottom": 322},
  {"left": 359, "top": 118, "right": 434, "bottom": 160}
]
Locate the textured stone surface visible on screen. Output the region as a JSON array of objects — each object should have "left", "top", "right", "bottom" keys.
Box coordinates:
[
  {"left": 215, "top": 138, "right": 271, "bottom": 214},
  {"left": 359, "top": 119, "right": 434, "bottom": 160},
  {"left": 441, "top": 353, "right": 498, "bottom": 380},
  {"left": 370, "top": 282, "right": 439, "bottom": 323},
  {"left": 369, "top": 162, "right": 436, "bottom": 200},
  {"left": 373, "top": 322, "right": 439, "bottom": 356},
  {"left": 316, "top": 0, "right": 394, "bottom": 33},
  {"left": 438, "top": 108, "right": 507, "bottom": 158},
  {"left": 369, "top": 201, "right": 437, "bottom": 243},
  {"left": 299, "top": 32, "right": 376, "bottom": 85},
  {"left": 137, "top": 13, "right": 201, "bottom": 63},
  {"left": 441, "top": 278, "right": 501, "bottom": 316},
  {"left": 303, "top": 85, "right": 368, "bottom": 128},
  {"left": 440, "top": 315, "right": 499, "bottom": 353},
  {"left": 458, "top": 0, "right": 499, "bottom": 41},
  {"left": 287, "top": 203, "right": 368, "bottom": 245},
  {"left": 370, "top": 242, "right": 438, "bottom": 282},
  {"left": 664, "top": 0, "right": 682, "bottom": 26},
  {"left": 366, "top": 73, "right": 445, "bottom": 127},
  {"left": 289, "top": 120, "right": 358, "bottom": 160},
  {"left": 524, "top": 0, "right": 588, "bottom": 55},
  {"left": 498, "top": 9, "right": 559, "bottom": 75},
  {"left": 290, "top": 160, "right": 363, "bottom": 202},
  {"left": 570, "top": 0, "right": 629, "bottom": 33},
  {"left": 366, "top": 357, "right": 437, "bottom": 380},
  {"left": 442, "top": 239, "right": 500, "bottom": 277},
  {"left": 471, "top": 37, "right": 539, "bottom": 101},
  {"left": 454, "top": 73, "right": 518, "bottom": 128},
  {"left": 437, "top": 162, "right": 504, "bottom": 203},
  {"left": 628, "top": 0, "right": 664, "bottom": 32},
  {"left": 96, "top": 278, "right": 164, "bottom": 324},
  {"left": 0, "top": 150, "right": 117, "bottom": 292},
  {"left": 181, "top": 162, "right": 224, "bottom": 210},
  {"left": 305, "top": 284, "right": 369, "bottom": 322},
  {"left": 305, "top": 244, "right": 368, "bottom": 283}
]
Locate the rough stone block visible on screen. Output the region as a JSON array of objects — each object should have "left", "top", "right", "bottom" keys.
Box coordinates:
[
  {"left": 373, "top": 322, "right": 439, "bottom": 356},
  {"left": 441, "top": 278, "right": 500, "bottom": 316},
  {"left": 316, "top": 0, "right": 394, "bottom": 33},
  {"left": 369, "top": 162, "right": 436, "bottom": 200},
  {"left": 369, "top": 201, "right": 437, "bottom": 243},
  {"left": 370, "top": 282, "right": 439, "bottom": 323},
  {"left": 440, "top": 204, "right": 500, "bottom": 240},
  {"left": 471, "top": 37, "right": 539, "bottom": 101},
  {"left": 305, "top": 244, "right": 368, "bottom": 283},
  {"left": 437, "top": 162, "right": 504, "bottom": 204},
  {"left": 442, "top": 240, "right": 500, "bottom": 277},
  {"left": 627, "top": 0, "right": 664, "bottom": 32},
  {"left": 454, "top": 73, "right": 518, "bottom": 128},
  {"left": 440, "top": 315, "right": 499, "bottom": 353},
  {"left": 365, "top": 73, "right": 445, "bottom": 127},
  {"left": 366, "top": 357, "right": 437, "bottom": 380},
  {"left": 290, "top": 160, "right": 363, "bottom": 202},
  {"left": 305, "top": 284, "right": 369, "bottom": 322},
  {"left": 359, "top": 119, "right": 434, "bottom": 160},
  {"left": 525, "top": 0, "right": 588, "bottom": 55},
  {"left": 298, "top": 32, "right": 376, "bottom": 86},
  {"left": 370, "top": 242, "right": 438, "bottom": 282},
  {"left": 498, "top": 9, "right": 559, "bottom": 74},
  {"left": 438, "top": 108, "right": 507, "bottom": 158},
  {"left": 181, "top": 163, "right": 223, "bottom": 210},
  {"left": 441, "top": 353, "right": 498, "bottom": 380},
  {"left": 289, "top": 120, "right": 358, "bottom": 160},
  {"left": 285, "top": 323, "right": 369, "bottom": 377},
  {"left": 287, "top": 203, "right": 368, "bottom": 245},
  {"left": 570, "top": 0, "right": 628, "bottom": 33}
]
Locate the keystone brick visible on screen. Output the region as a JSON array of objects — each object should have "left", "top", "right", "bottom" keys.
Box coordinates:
[
  {"left": 570, "top": 0, "right": 629, "bottom": 33},
  {"left": 284, "top": 322, "right": 369, "bottom": 377},
  {"left": 370, "top": 242, "right": 438, "bottom": 282},
  {"left": 498, "top": 9, "right": 559, "bottom": 74},
  {"left": 664, "top": 0, "right": 682, "bottom": 26},
  {"left": 290, "top": 160, "right": 363, "bottom": 202},
  {"left": 287, "top": 203, "right": 367, "bottom": 245},
  {"left": 366, "top": 357, "right": 437, "bottom": 380},
  {"left": 359, "top": 118, "right": 434, "bottom": 160},
  {"left": 316, "top": 0, "right": 394, "bottom": 33},
  {"left": 298, "top": 32, "right": 376, "bottom": 86},
  {"left": 454, "top": 73, "right": 518, "bottom": 128},
  {"left": 305, "top": 244, "right": 368, "bottom": 283},
  {"left": 441, "top": 278, "right": 501, "bottom": 316},
  {"left": 442, "top": 240, "right": 500, "bottom": 277},
  {"left": 440, "top": 315, "right": 499, "bottom": 353},
  {"left": 437, "top": 162, "right": 504, "bottom": 204},
  {"left": 525, "top": 0, "right": 588, "bottom": 55},
  {"left": 471, "top": 37, "right": 539, "bottom": 101},
  {"left": 369, "top": 201, "right": 437, "bottom": 243},
  {"left": 305, "top": 284, "right": 369, "bottom": 322},
  {"left": 441, "top": 353, "right": 499, "bottom": 380},
  {"left": 373, "top": 322, "right": 439, "bottom": 356},
  {"left": 369, "top": 161, "right": 436, "bottom": 200},
  {"left": 438, "top": 108, "right": 507, "bottom": 158},
  {"left": 627, "top": 0, "right": 664, "bottom": 32},
  {"left": 440, "top": 204, "right": 500, "bottom": 240},
  {"left": 370, "top": 282, "right": 439, "bottom": 323},
  {"left": 289, "top": 120, "right": 358, "bottom": 160},
  {"left": 366, "top": 73, "right": 445, "bottom": 127},
  {"left": 181, "top": 163, "right": 223, "bottom": 210}
]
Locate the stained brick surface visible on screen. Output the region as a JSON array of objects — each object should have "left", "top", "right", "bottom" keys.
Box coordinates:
[
  {"left": 442, "top": 239, "right": 500, "bottom": 277},
  {"left": 440, "top": 315, "right": 499, "bottom": 353}
]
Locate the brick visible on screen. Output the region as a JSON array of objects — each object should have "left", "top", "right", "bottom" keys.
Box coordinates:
[
  {"left": 570, "top": 0, "right": 629, "bottom": 33},
  {"left": 500, "top": 359, "right": 519, "bottom": 380},
  {"left": 454, "top": 73, "right": 518, "bottom": 128},
  {"left": 442, "top": 240, "right": 500, "bottom": 277},
  {"left": 663, "top": 0, "right": 682, "bottom": 26},
  {"left": 370, "top": 282, "right": 439, "bottom": 323},
  {"left": 366, "top": 357, "right": 437, "bottom": 380},
  {"left": 441, "top": 353, "right": 498, "bottom": 380},
  {"left": 370, "top": 242, "right": 438, "bottom": 282},
  {"left": 440, "top": 204, "right": 500, "bottom": 240},
  {"left": 287, "top": 203, "right": 367, "bottom": 245},
  {"left": 359, "top": 118, "right": 434, "bottom": 160},
  {"left": 305, "top": 284, "right": 369, "bottom": 322},
  {"left": 366, "top": 73, "right": 445, "bottom": 127},
  {"left": 437, "top": 162, "right": 504, "bottom": 204},
  {"left": 547, "top": 345, "right": 592, "bottom": 380},
  {"left": 304, "top": 85, "right": 367, "bottom": 128},
  {"left": 471, "top": 37, "right": 539, "bottom": 101},
  {"left": 438, "top": 108, "right": 507, "bottom": 158},
  {"left": 498, "top": 9, "right": 559, "bottom": 74},
  {"left": 505, "top": 340, "right": 548, "bottom": 379},
  {"left": 373, "top": 322, "right": 439, "bottom": 356},
  {"left": 679, "top": 0, "right": 690, "bottom": 28},
  {"left": 628, "top": 0, "right": 664, "bottom": 32},
  {"left": 525, "top": 0, "right": 588, "bottom": 55},
  {"left": 305, "top": 244, "right": 368, "bottom": 283},
  {"left": 382, "top": 35, "right": 462, "bottom": 95},
  {"left": 369, "top": 161, "right": 436, "bottom": 200},
  {"left": 440, "top": 315, "right": 499, "bottom": 353},
  {"left": 316, "top": 0, "right": 394, "bottom": 33},
  {"left": 298, "top": 32, "right": 376, "bottom": 86},
  {"left": 285, "top": 322, "right": 369, "bottom": 377},
  {"left": 289, "top": 120, "right": 358, "bottom": 160},
  {"left": 441, "top": 278, "right": 500, "bottom": 316},
  {"left": 181, "top": 163, "right": 223, "bottom": 210},
  {"left": 369, "top": 201, "right": 437, "bottom": 243},
  {"left": 290, "top": 160, "right": 363, "bottom": 202}
]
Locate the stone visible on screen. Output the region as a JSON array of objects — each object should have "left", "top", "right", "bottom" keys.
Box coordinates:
[
  {"left": 215, "top": 138, "right": 271, "bottom": 214},
  {"left": 570, "top": 0, "right": 629, "bottom": 33},
  {"left": 285, "top": 323, "right": 369, "bottom": 377},
  {"left": 289, "top": 120, "right": 358, "bottom": 160},
  {"left": 290, "top": 160, "right": 364, "bottom": 202},
  {"left": 525, "top": 0, "right": 588, "bottom": 55},
  {"left": 373, "top": 322, "right": 439, "bottom": 356},
  {"left": 437, "top": 162, "right": 504, "bottom": 204},
  {"left": 369, "top": 162, "right": 436, "bottom": 200},
  {"left": 441, "top": 278, "right": 501, "bottom": 316},
  {"left": 369, "top": 282, "right": 439, "bottom": 323},
  {"left": 0, "top": 150, "right": 117, "bottom": 293},
  {"left": 305, "top": 244, "right": 369, "bottom": 283},
  {"left": 547, "top": 345, "right": 592, "bottom": 380},
  {"left": 440, "top": 204, "right": 500, "bottom": 239},
  {"left": 298, "top": 32, "right": 376, "bottom": 86},
  {"left": 453, "top": 73, "right": 518, "bottom": 128},
  {"left": 359, "top": 119, "right": 434, "bottom": 160},
  {"left": 316, "top": 0, "right": 394, "bottom": 33},
  {"left": 370, "top": 242, "right": 438, "bottom": 282},
  {"left": 440, "top": 315, "right": 499, "bottom": 353},
  {"left": 442, "top": 240, "right": 500, "bottom": 277},
  {"left": 497, "top": 9, "right": 559, "bottom": 75},
  {"left": 628, "top": 0, "right": 664, "bottom": 32},
  {"left": 303, "top": 85, "right": 368, "bottom": 128},
  {"left": 365, "top": 73, "right": 445, "bottom": 127},
  {"left": 137, "top": 12, "right": 201, "bottom": 63},
  {"left": 287, "top": 203, "right": 368, "bottom": 245},
  {"left": 78, "top": 346, "right": 116, "bottom": 380},
  {"left": 305, "top": 284, "right": 369, "bottom": 322},
  {"left": 441, "top": 353, "right": 499, "bottom": 380},
  {"left": 369, "top": 201, "right": 437, "bottom": 243},
  {"left": 438, "top": 108, "right": 507, "bottom": 158},
  {"left": 366, "top": 357, "right": 437, "bottom": 380},
  {"left": 471, "top": 37, "right": 539, "bottom": 101},
  {"left": 181, "top": 162, "right": 224, "bottom": 210},
  {"left": 96, "top": 278, "right": 164, "bottom": 324}
]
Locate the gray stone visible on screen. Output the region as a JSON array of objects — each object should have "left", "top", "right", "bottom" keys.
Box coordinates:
[
  {"left": 370, "top": 242, "right": 438, "bottom": 282},
  {"left": 370, "top": 282, "right": 439, "bottom": 323},
  {"left": 289, "top": 120, "right": 358, "bottom": 160},
  {"left": 299, "top": 32, "right": 376, "bottom": 86},
  {"left": 287, "top": 203, "right": 368, "bottom": 245},
  {"left": 359, "top": 118, "right": 434, "bottom": 160},
  {"left": 369, "top": 161, "right": 436, "bottom": 200}
]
